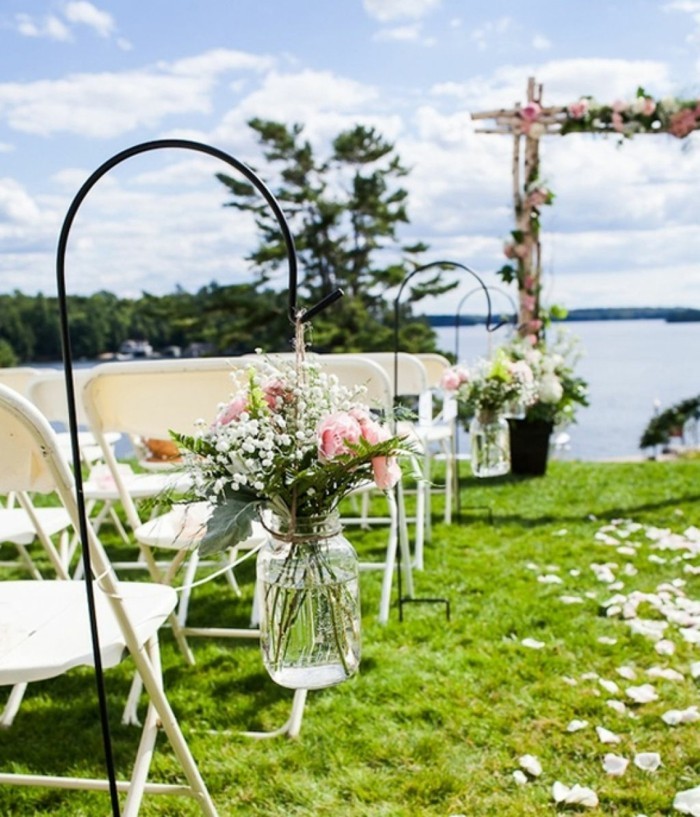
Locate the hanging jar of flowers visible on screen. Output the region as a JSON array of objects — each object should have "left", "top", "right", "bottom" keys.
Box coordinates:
[
  {"left": 258, "top": 510, "right": 360, "bottom": 689},
  {"left": 173, "top": 326, "right": 411, "bottom": 689},
  {"left": 442, "top": 351, "right": 535, "bottom": 478}
]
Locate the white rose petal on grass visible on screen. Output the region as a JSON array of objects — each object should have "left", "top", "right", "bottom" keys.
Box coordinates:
[
  {"left": 566, "top": 719, "right": 589, "bottom": 732},
  {"left": 626, "top": 683, "right": 658, "bottom": 704},
  {"left": 519, "top": 754, "right": 542, "bottom": 777},
  {"left": 674, "top": 785, "right": 700, "bottom": 815},
  {"left": 634, "top": 752, "right": 662, "bottom": 772},
  {"left": 679, "top": 627, "right": 700, "bottom": 645},
  {"left": 521, "top": 638, "right": 545, "bottom": 650},
  {"left": 560, "top": 595, "right": 584, "bottom": 604},
  {"left": 512, "top": 769, "right": 528, "bottom": 786},
  {"left": 581, "top": 671, "right": 599, "bottom": 681},
  {"left": 562, "top": 676, "right": 578, "bottom": 686},
  {"left": 552, "top": 782, "right": 599, "bottom": 808},
  {"left": 538, "top": 573, "right": 563, "bottom": 584},
  {"left": 603, "top": 753, "right": 629, "bottom": 776},
  {"left": 607, "top": 700, "right": 627, "bottom": 715},
  {"left": 598, "top": 636, "right": 618, "bottom": 645},
  {"left": 662, "top": 706, "right": 700, "bottom": 726},
  {"left": 691, "top": 661, "right": 700, "bottom": 679},
  {"left": 600, "top": 678, "right": 620, "bottom": 694},
  {"left": 656, "top": 639, "right": 676, "bottom": 656},
  {"left": 596, "top": 726, "right": 621, "bottom": 744},
  {"left": 647, "top": 666, "right": 684, "bottom": 682},
  {"left": 616, "top": 666, "right": 637, "bottom": 681}
]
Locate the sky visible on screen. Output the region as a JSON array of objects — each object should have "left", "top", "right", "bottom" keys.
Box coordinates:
[{"left": 2, "top": 0, "right": 700, "bottom": 315}]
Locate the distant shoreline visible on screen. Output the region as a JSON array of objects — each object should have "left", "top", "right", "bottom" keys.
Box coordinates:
[{"left": 425, "top": 307, "right": 700, "bottom": 326}]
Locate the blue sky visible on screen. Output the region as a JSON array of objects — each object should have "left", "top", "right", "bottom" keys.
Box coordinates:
[{"left": 2, "top": 0, "right": 700, "bottom": 312}]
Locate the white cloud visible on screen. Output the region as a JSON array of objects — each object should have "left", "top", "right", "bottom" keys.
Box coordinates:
[
  {"left": 363, "top": 0, "right": 441, "bottom": 22},
  {"left": 373, "top": 24, "right": 425, "bottom": 42},
  {"left": 470, "top": 17, "right": 514, "bottom": 52},
  {"left": 14, "top": 13, "right": 72, "bottom": 41},
  {"left": 533, "top": 34, "right": 552, "bottom": 50},
  {"left": 0, "top": 179, "right": 42, "bottom": 223},
  {"left": 0, "top": 49, "right": 275, "bottom": 138},
  {"left": 63, "top": 1, "right": 115, "bottom": 38},
  {"left": 430, "top": 58, "right": 674, "bottom": 111}
]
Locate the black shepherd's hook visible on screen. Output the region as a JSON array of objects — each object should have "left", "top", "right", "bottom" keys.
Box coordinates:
[
  {"left": 391, "top": 260, "right": 502, "bottom": 622},
  {"left": 55, "top": 138, "right": 339, "bottom": 816},
  {"left": 454, "top": 285, "right": 517, "bottom": 362}
]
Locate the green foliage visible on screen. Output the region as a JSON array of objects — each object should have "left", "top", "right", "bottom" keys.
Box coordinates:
[
  {"left": 0, "top": 461, "right": 698, "bottom": 815},
  {"left": 640, "top": 394, "right": 700, "bottom": 449},
  {"left": 217, "top": 119, "right": 449, "bottom": 353}
]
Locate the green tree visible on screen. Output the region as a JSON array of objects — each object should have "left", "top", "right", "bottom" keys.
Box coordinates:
[{"left": 216, "top": 120, "right": 452, "bottom": 351}]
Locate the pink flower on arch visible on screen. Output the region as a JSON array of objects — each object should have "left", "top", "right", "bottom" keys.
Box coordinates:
[
  {"left": 668, "top": 108, "right": 698, "bottom": 138},
  {"left": 568, "top": 99, "right": 588, "bottom": 119},
  {"left": 520, "top": 101, "right": 541, "bottom": 122},
  {"left": 612, "top": 111, "right": 625, "bottom": 133}
]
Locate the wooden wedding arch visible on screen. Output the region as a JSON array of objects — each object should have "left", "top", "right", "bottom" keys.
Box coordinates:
[{"left": 471, "top": 77, "right": 700, "bottom": 337}]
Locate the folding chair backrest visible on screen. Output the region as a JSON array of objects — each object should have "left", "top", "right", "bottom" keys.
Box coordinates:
[
  {"left": 414, "top": 353, "right": 452, "bottom": 390},
  {"left": 0, "top": 383, "right": 113, "bottom": 579},
  {"left": 315, "top": 354, "right": 393, "bottom": 414},
  {"left": 80, "top": 358, "right": 264, "bottom": 530},
  {"left": 339, "top": 352, "right": 429, "bottom": 399},
  {"left": 0, "top": 367, "right": 42, "bottom": 398},
  {"left": 27, "top": 368, "right": 92, "bottom": 428}
]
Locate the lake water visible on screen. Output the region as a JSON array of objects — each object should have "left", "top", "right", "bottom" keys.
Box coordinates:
[{"left": 432, "top": 320, "right": 700, "bottom": 461}]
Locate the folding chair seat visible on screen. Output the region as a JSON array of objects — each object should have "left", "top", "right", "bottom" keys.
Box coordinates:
[{"left": 0, "top": 383, "right": 219, "bottom": 815}]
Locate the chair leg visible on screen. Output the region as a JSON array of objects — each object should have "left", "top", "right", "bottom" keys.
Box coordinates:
[
  {"left": 128, "top": 635, "right": 219, "bottom": 816},
  {"left": 0, "top": 683, "right": 28, "bottom": 728},
  {"left": 241, "top": 688, "right": 309, "bottom": 739}
]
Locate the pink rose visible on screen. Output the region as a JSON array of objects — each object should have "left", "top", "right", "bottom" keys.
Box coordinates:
[
  {"left": 215, "top": 394, "right": 247, "bottom": 425},
  {"left": 262, "top": 378, "right": 287, "bottom": 410},
  {"left": 612, "top": 99, "right": 627, "bottom": 113},
  {"left": 521, "top": 294, "right": 536, "bottom": 312},
  {"left": 523, "top": 275, "right": 536, "bottom": 291},
  {"left": 440, "top": 366, "right": 469, "bottom": 392},
  {"left": 317, "top": 412, "right": 362, "bottom": 459},
  {"left": 520, "top": 101, "right": 541, "bottom": 122},
  {"left": 372, "top": 455, "right": 402, "bottom": 490},
  {"left": 503, "top": 241, "right": 517, "bottom": 259},
  {"left": 349, "top": 407, "right": 383, "bottom": 445},
  {"left": 567, "top": 99, "right": 588, "bottom": 119},
  {"left": 669, "top": 108, "right": 697, "bottom": 138},
  {"left": 526, "top": 188, "right": 549, "bottom": 208},
  {"left": 612, "top": 111, "right": 624, "bottom": 133}
]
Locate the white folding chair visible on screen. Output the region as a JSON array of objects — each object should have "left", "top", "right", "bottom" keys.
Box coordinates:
[
  {"left": 0, "top": 383, "right": 219, "bottom": 816},
  {"left": 81, "top": 358, "right": 307, "bottom": 738},
  {"left": 414, "top": 352, "right": 459, "bottom": 527},
  {"left": 312, "top": 354, "right": 417, "bottom": 623}
]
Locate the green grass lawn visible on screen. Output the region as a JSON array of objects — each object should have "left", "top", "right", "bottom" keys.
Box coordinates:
[{"left": 0, "top": 460, "right": 698, "bottom": 815}]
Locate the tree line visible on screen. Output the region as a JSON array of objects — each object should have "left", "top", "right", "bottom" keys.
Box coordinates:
[{"left": 1, "top": 120, "right": 451, "bottom": 367}]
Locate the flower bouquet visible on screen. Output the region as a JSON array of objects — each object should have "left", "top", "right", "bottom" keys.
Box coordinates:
[
  {"left": 499, "top": 330, "right": 589, "bottom": 474},
  {"left": 172, "top": 346, "right": 412, "bottom": 689},
  {"left": 441, "top": 352, "right": 535, "bottom": 477},
  {"left": 500, "top": 330, "right": 589, "bottom": 428}
]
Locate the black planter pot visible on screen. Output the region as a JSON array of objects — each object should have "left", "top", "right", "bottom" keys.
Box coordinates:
[{"left": 508, "top": 419, "right": 554, "bottom": 476}]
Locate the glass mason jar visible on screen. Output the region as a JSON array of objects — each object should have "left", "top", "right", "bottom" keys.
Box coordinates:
[
  {"left": 256, "top": 511, "right": 361, "bottom": 690},
  {"left": 470, "top": 410, "right": 511, "bottom": 478}
]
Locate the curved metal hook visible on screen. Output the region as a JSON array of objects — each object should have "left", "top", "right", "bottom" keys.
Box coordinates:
[
  {"left": 54, "top": 138, "right": 308, "bottom": 816},
  {"left": 392, "top": 260, "right": 504, "bottom": 395},
  {"left": 454, "top": 284, "right": 517, "bottom": 362}
]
